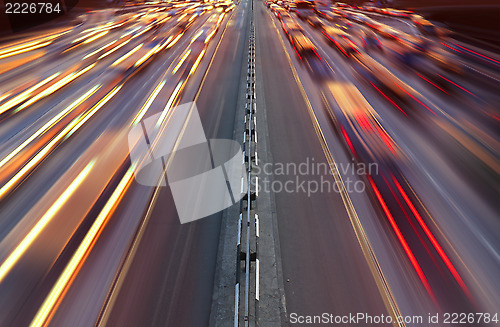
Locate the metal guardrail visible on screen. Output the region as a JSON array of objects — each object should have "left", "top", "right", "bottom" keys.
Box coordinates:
[{"left": 235, "top": 3, "right": 259, "bottom": 325}]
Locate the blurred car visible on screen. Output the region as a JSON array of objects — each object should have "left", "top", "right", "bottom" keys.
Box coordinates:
[
  {"left": 280, "top": 15, "right": 295, "bottom": 26},
  {"left": 415, "top": 19, "right": 439, "bottom": 37},
  {"left": 285, "top": 2, "right": 296, "bottom": 12},
  {"left": 279, "top": 11, "right": 293, "bottom": 21},
  {"left": 295, "top": 0, "right": 315, "bottom": 20},
  {"left": 359, "top": 29, "right": 383, "bottom": 51},
  {"left": 269, "top": 4, "right": 279, "bottom": 14},
  {"left": 321, "top": 26, "right": 359, "bottom": 58},
  {"left": 391, "top": 33, "right": 430, "bottom": 53},
  {"left": 314, "top": 6, "right": 337, "bottom": 21},
  {"left": 176, "top": 12, "right": 196, "bottom": 31},
  {"left": 307, "top": 16, "right": 323, "bottom": 29},
  {"left": 303, "top": 53, "right": 333, "bottom": 80},
  {"left": 274, "top": 7, "right": 288, "bottom": 19},
  {"left": 426, "top": 47, "right": 462, "bottom": 74},
  {"left": 374, "top": 24, "right": 399, "bottom": 39},
  {"left": 288, "top": 31, "right": 332, "bottom": 80},
  {"left": 410, "top": 14, "right": 425, "bottom": 22},
  {"left": 335, "top": 2, "right": 351, "bottom": 8},
  {"left": 363, "top": 5, "right": 380, "bottom": 12},
  {"left": 282, "top": 20, "right": 303, "bottom": 37},
  {"left": 324, "top": 82, "right": 399, "bottom": 165},
  {"left": 331, "top": 19, "right": 355, "bottom": 33},
  {"left": 351, "top": 55, "right": 412, "bottom": 111},
  {"left": 347, "top": 12, "right": 371, "bottom": 24},
  {"left": 338, "top": 9, "right": 354, "bottom": 20},
  {"left": 384, "top": 8, "right": 413, "bottom": 18},
  {"left": 365, "top": 19, "right": 382, "bottom": 30},
  {"left": 288, "top": 31, "right": 315, "bottom": 58}
]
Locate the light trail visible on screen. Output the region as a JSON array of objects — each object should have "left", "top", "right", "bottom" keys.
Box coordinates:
[
  {"left": 15, "top": 63, "right": 97, "bottom": 112},
  {"left": 111, "top": 44, "right": 143, "bottom": 66},
  {"left": 391, "top": 175, "right": 473, "bottom": 300},
  {"left": 0, "top": 85, "right": 100, "bottom": 170},
  {"left": 132, "top": 80, "right": 166, "bottom": 125},
  {"left": 0, "top": 73, "right": 60, "bottom": 115},
  {"left": 0, "top": 85, "right": 122, "bottom": 199},
  {"left": 367, "top": 175, "right": 437, "bottom": 304},
  {"left": 0, "top": 160, "right": 95, "bottom": 284},
  {"left": 29, "top": 166, "right": 135, "bottom": 327}
]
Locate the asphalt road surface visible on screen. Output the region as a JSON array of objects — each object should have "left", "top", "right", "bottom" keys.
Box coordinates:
[{"left": 0, "top": 1, "right": 499, "bottom": 326}]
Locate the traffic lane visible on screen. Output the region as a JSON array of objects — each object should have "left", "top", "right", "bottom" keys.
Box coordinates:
[
  {"left": 338, "top": 15, "right": 500, "bottom": 117},
  {"left": 361, "top": 34, "right": 500, "bottom": 117},
  {"left": 257, "top": 3, "right": 390, "bottom": 319},
  {"left": 36, "top": 10, "right": 242, "bottom": 325},
  {"left": 0, "top": 16, "right": 130, "bottom": 87},
  {"left": 0, "top": 15, "right": 217, "bottom": 324},
  {"left": 0, "top": 4, "right": 198, "bottom": 107},
  {"left": 345, "top": 8, "right": 417, "bottom": 35},
  {"left": 304, "top": 11, "right": 498, "bottom": 106},
  {"left": 0, "top": 26, "right": 78, "bottom": 84},
  {"left": 0, "top": 12, "right": 202, "bottom": 145},
  {"left": 197, "top": 0, "right": 249, "bottom": 141},
  {"left": 331, "top": 33, "right": 500, "bottom": 200},
  {"left": 286, "top": 12, "right": 500, "bottom": 314},
  {"left": 356, "top": 46, "right": 500, "bottom": 168},
  {"left": 0, "top": 16, "right": 206, "bottom": 243},
  {"left": 99, "top": 3, "right": 249, "bottom": 327},
  {"left": 318, "top": 78, "right": 480, "bottom": 311},
  {"left": 0, "top": 0, "right": 230, "bottom": 268},
  {"left": 297, "top": 16, "right": 500, "bottom": 201},
  {"left": 263, "top": 6, "right": 465, "bottom": 318},
  {"left": 0, "top": 4, "right": 215, "bottom": 207}
]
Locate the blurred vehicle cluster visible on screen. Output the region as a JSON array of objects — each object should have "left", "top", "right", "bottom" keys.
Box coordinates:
[{"left": 264, "top": 0, "right": 500, "bottom": 309}]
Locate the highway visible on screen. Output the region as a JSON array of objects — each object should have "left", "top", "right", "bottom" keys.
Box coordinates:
[{"left": 0, "top": 0, "right": 499, "bottom": 326}]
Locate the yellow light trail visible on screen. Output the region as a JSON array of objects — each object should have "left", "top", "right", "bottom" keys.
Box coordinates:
[
  {"left": 172, "top": 49, "right": 191, "bottom": 74},
  {"left": 166, "top": 33, "right": 183, "bottom": 49},
  {"left": 189, "top": 49, "right": 205, "bottom": 76},
  {"left": 134, "top": 43, "right": 162, "bottom": 67},
  {"left": 63, "top": 85, "right": 123, "bottom": 139},
  {"left": 132, "top": 80, "right": 166, "bottom": 126},
  {"left": 0, "top": 85, "right": 100, "bottom": 170},
  {"left": 190, "top": 30, "right": 204, "bottom": 44},
  {"left": 160, "top": 35, "right": 174, "bottom": 51},
  {"left": 72, "top": 30, "right": 101, "bottom": 44},
  {"left": 83, "top": 39, "right": 118, "bottom": 60},
  {"left": 0, "top": 73, "right": 60, "bottom": 115},
  {"left": 111, "top": 44, "right": 143, "bottom": 67},
  {"left": 0, "top": 41, "right": 52, "bottom": 60},
  {"left": 0, "top": 93, "right": 11, "bottom": 103},
  {"left": 217, "top": 12, "right": 225, "bottom": 24},
  {"left": 205, "top": 30, "right": 216, "bottom": 43},
  {"left": 156, "top": 81, "right": 183, "bottom": 129},
  {"left": 0, "top": 85, "right": 122, "bottom": 199},
  {"left": 121, "top": 26, "right": 141, "bottom": 38},
  {"left": 96, "top": 39, "right": 131, "bottom": 60},
  {"left": 0, "top": 160, "right": 95, "bottom": 284},
  {"left": 82, "top": 30, "right": 109, "bottom": 44},
  {"left": 15, "top": 63, "right": 97, "bottom": 112},
  {"left": 0, "top": 31, "right": 64, "bottom": 57},
  {"left": 0, "top": 35, "right": 49, "bottom": 56},
  {"left": 30, "top": 166, "right": 135, "bottom": 327},
  {"left": 131, "top": 25, "right": 153, "bottom": 39}
]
